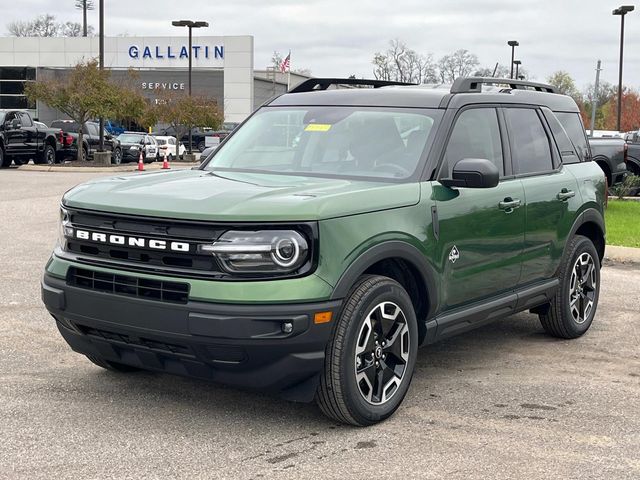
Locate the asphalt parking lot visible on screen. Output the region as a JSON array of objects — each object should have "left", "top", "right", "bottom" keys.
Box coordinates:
[{"left": 1, "top": 168, "right": 639, "bottom": 480}]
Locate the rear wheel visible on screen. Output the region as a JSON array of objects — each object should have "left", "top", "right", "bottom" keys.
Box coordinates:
[
  {"left": 38, "top": 144, "right": 56, "bottom": 165},
  {"left": 82, "top": 144, "right": 89, "bottom": 162},
  {"left": 86, "top": 355, "right": 139, "bottom": 373},
  {"left": 316, "top": 275, "right": 418, "bottom": 426},
  {"left": 197, "top": 141, "right": 206, "bottom": 152},
  {"left": 539, "top": 235, "right": 600, "bottom": 339}
]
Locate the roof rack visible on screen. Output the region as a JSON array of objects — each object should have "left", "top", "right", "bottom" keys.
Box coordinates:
[
  {"left": 289, "top": 78, "right": 417, "bottom": 93},
  {"left": 451, "top": 77, "right": 558, "bottom": 94}
]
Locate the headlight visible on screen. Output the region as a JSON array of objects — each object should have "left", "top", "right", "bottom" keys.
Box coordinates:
[
  {"left": 58, "top": 207, "right": 72, "bottom": 250},
  {"left": 200, "top": 230, "right": 309, "bottom": 274},
  {"left": 130, "top": 145, "right": 139, "bottom": 150}
]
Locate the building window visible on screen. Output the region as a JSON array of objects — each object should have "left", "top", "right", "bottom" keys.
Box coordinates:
[{"left": 0, "top": 67, "right": 36, "bottom": 110}]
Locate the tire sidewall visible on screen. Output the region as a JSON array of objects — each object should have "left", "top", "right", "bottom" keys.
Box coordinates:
[
  {"left": 338, "top": 280, "right": 418, "bottom": 424},
  {"left": 45, "top": 145, "right": 56, "bottom": 165},
  {"left": 112, "top": 148, "right": 122, "bottom": 165},
  {"left": 559, "top": 237, "right": 601, "bottom": 336}
]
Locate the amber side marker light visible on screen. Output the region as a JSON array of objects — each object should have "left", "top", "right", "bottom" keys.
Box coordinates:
[{"left": 314, "top": 311, "right": 333, "bottom": 324}]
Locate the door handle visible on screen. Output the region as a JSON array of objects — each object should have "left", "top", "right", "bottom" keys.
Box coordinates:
[
  {"left": 557, "top": 188, "right": 575, "bottom": 201},
  {"left": 499, "top": 197, "right": 521, "bottom": 211}
]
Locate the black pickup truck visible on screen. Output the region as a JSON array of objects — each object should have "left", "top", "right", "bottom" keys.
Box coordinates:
[
  {"left": 624, "top": 130, "right": 640, "bottom": 176},
  {"left": 50, "top": 120, "right": 123, "bottom": 164},
  {"left": 0, "top": 110, "right": 64, "bottom": 167}
]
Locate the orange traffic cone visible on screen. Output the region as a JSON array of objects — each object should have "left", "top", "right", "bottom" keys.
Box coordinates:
[
  {"left": 162, "top": 153, "right": 170, "bottom": 170},
  {"left": 137, "top": 150, "right": 144, "bottom": 171}
]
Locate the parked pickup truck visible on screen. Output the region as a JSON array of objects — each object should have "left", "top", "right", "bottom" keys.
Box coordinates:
[
  {"left": 587, "top": 137, "right": 627, "bottom": 186},
  {"left": 624, "top": 130, "right": 640, "bottom": 176},
  {"left": 0, "top": 110, "right": 64, "bottom": 167},
  {"left": 43, "top": 77, "right": 606, "bottom": 426},
  {"left": 50, "top": 120, "right": 123, "bottom": 164}
]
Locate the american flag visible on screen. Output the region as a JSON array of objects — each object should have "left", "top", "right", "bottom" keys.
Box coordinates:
[{"left": 280, "top": 52, "right": 291, "bottom": 73}]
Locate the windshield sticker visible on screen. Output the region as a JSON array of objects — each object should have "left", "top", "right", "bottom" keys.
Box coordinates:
[{"left": 305, "top": 124, "right": 332, "bottom": 132}]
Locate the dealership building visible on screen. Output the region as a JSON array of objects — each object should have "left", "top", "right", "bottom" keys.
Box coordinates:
[{"left": 0, "top": 35, "right": 305, "bottom": 125}]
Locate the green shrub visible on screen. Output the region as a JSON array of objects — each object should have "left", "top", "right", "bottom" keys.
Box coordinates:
[{"left": 609, "top": 174, "right": 640, "bottom": 200}]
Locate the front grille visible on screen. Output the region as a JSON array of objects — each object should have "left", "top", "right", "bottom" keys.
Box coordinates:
[
  {"left": 67, "top": 267, "right": 190, "bottom": 304},
  {"left": 77, "top": 325, "right": 194, "bottom": 357},
  {"left": 65, "top": 208, "right": 226, "bottom": 277}
]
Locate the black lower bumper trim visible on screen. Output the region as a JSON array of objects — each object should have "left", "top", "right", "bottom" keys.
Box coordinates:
[{"left": 42, "top": 273, "right": 341, "bottom": 402}]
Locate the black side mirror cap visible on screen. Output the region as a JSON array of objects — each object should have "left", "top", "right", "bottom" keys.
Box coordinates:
[{"left": 441, "top": 158, "right": 499, "bottom": 189}]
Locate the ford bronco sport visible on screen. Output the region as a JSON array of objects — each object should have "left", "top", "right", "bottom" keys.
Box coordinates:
[{"left": 42, "top": 77, "right": 606, "bottom": 426}]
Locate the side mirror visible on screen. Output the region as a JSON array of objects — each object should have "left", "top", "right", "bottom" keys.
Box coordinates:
[
  {"left": 441, "top": 158, "right": 499, "bottom": 189},
  {"left": 11, "top": 119, "right": 21, "bottom": 129}
]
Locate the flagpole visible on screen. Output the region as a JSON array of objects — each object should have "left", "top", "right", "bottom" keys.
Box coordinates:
[{"left": 287, "top": 50, "right": 291, "bottom": 91}]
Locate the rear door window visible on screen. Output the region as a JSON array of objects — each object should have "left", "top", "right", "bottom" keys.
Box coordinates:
[{"left": 504, "top": 108, "right": 554, "bottom": 175}]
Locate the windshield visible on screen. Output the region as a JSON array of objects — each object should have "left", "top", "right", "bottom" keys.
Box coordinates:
[
  {"left": 203, "top": 106, "right": 441, "bottom": 181},
  {"left": 117, "top": 134, "right": 144, "bottom": 143}
]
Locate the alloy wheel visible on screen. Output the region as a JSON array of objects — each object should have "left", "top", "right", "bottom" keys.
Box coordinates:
[
  {"left": 569, "top": 252, "right": 597, "bottom": 324},
  {"left": 354, "top": 301, "right": 410, "bottom": 405}
]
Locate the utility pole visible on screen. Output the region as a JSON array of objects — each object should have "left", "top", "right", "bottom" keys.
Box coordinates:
[
  {"left": 98, "top": 0, "right": 104, "bottom": 151},
  {"left": 612, "top": 5, "right": 634, "bottom": 132},
  {"left": 590, "top": 60, "right": 602, "bottom": 138}
]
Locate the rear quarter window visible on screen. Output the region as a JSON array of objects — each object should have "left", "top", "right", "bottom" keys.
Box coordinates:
[{"left": 555, "top": 112, "right": 590, "bottom": 162}]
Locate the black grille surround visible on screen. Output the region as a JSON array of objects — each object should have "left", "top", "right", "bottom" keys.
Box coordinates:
[
  {"left": 67, "top": 267, "right": 190, "bottom": 304},
  {"left": 59, "top": 206, "right": 319, "bottom": 280}
]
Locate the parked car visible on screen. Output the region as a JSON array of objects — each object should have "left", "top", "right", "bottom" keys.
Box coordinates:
[
  {"left": 50, "top": 120, "right": 123, "bottom": 164},
  {"left": 154, "top": 135, "right": 186, "bottom": 160},
  {"left": 43, "top": 77, "right": 606, "bottom": 426},
  {"left": 34, "top": 120, "right": 48, "bottom": 129},
  {"left": 199, "top": 145, "right": 217, "bottom": 162},
  {"left": 116, "top": 132, "right": 158, "bottom": 163},
  {"left": 0, "top": 110, "right": 64, "bottom": 167},
  {"left": 154, "top": 123, "right": 238, "bottom": 153}
]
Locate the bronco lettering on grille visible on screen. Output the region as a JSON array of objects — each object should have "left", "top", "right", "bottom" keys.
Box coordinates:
[{"left": 74, "top": 229, "right": 191, "bottom": 252}]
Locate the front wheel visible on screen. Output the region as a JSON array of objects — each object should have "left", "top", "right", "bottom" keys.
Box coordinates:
[
  {"left": 42, "top": 144, "right": 56, "bottom": 165},
  {"left": 316, "top": 275, "right": 418, "bottom": 426},
  {"left": 0, "top": 147, "right": 10, "bottom": 168},
  {"left": 197, "top": 141, "right": 206, "bottom": 152},
  {"left": 539, "top": 235, "right": 601, "bottom": 339},
  {"left": 112, "top": 147, "right": 122, "bottom": 165}
]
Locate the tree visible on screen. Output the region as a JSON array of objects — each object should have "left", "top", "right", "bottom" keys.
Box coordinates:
[
  {"left": 144, "top": 90, "right": 224, "bottom": 147},
  {"left": 25, "top": 60, "right": 147, "bottom": 161},
  {"left": 474, "top": 63, "right": 529, "bottom": 80},
  {"left": 547, "top": 71, "right": 581, "bottom": 100},
  {"left": 6, "top": 14, "right": 91, "bottom": 37},
  {"left": 74, "top": 0, "right": 95, "bottom": 37},
  {"left": 582, "top": 81, "right": 617, "bottom": 130},
  {"left": 601, "top": 88, "right": 640, "bottom": 132},
  {"left": 438, "top": 49, "right": 479, "bottom": 83},
  {"left": 372, "top": 39, "right": 437, "bottom": 84}
]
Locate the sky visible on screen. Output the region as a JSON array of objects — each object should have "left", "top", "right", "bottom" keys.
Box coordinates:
[{"left": 2, "top": 0, "right": 639, "bottom": 91}]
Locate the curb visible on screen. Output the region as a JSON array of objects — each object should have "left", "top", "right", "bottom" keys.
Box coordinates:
[
  {"left": 604, "top": 245, "right": 640, "bottom": 266},
  {"left": 17, "top": 162, "right": 198, "bottom": 173},
  {"left": 608, "top": 196, "right": 640, "bottom": 202}
]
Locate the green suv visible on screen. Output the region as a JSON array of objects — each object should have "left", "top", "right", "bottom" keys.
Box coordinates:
[{"left": 42, "top": 77, "right": 606, "bottom": 426}]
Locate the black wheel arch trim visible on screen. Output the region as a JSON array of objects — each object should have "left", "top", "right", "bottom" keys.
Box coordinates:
[
  {"left": 329, "top": 240, "right": 438, "bottom": 319},
  {"left": 567, "top": 208, "right": 605, "bottom": 261}
]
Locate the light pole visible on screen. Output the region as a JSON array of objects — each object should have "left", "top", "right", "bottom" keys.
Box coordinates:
[
  {"left": 612, "top": 5, "right": 634, "bottom": 133},
  {"left": 507, "top": 40, "right": 519, "bottom": 79},
  {"left": 172, "top": 19, "right": 209, "bottom": 154},
  {"left": 98, "top": 0, "right": 104, "bottom": 152},
  {"left": 513, "top": 60, "right": 521, "bottom": 80}
]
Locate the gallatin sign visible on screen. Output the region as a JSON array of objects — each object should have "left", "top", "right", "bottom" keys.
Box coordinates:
[{"left": 128, "top": 44, "right": 224, "bottom": 60}]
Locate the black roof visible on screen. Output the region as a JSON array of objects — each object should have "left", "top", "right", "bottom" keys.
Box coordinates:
[{"left": 269, "top": 77, "right": 579, "bottom": 113}]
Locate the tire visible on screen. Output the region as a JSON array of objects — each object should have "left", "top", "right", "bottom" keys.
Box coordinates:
[
  {"left": 167, "top": 153, "right": 173, "bottom": 161},
  {"left": 86, "top": 355, "right": 139, "bottom": 373},
  {"left": 13, "top": 157, "right": 26, "bottom": 166},
  {"left": 316, "top": 275, "right": 418, "bottom": 426},
  {"left": 42, "top": 144, "right": 56, "bottom": 165},
  {"left": 197, "top": 141, "right": 206, "bottom": 152},
  {"left": 112, "top": 147, "right": 122, "bottom": 165},
  {"left": 82, "top": 144, "right": 89, "bottom": 162},
  {"left": 539, "top": 235, "right": 601, "bottom": 339},
  {"left": 0, "top": 146, "right": 10, "bottom": 168}
]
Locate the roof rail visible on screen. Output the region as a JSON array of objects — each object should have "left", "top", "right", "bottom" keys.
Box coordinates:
[
  {"left": 288, "top": 78, "right": 417, "bottom": 93},
  {"left": 451, "top": 77, "right": 558, "bottom": 94}
]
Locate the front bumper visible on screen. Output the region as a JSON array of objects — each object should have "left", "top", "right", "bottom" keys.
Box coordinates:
[{"left": 42, "top": 273, "right": 341, "bottom": 402}]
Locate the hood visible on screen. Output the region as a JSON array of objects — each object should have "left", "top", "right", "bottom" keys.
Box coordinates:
[{"left": 62, "top": 169, "right": 420, "bottom": 221}]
